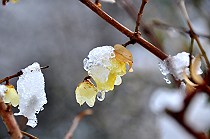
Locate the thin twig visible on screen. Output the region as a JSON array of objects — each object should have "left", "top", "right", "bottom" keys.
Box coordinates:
[
  {"left": 166, "top": 109, "right": 208, "bottom": 139},
  {"left": 135, "top": 0, "right": 148, "bottom": 33},
  {"left": 165, "top": 90, "right": 207, "bottom": 139},
  {"left": 189, "top": 38, "right": 194, "bottom": 74},
  {"left": 21, "top": 131, "right": 38, "bottom": 139},
  {"left": 0, "top": 66, "right": 49, "bottom": 84},
  {"left": 64, "top": 109, "right": 93, "bottom": 139},
  {"left": 79, "top": 0, "right": 168, "bottom": 60},
  {"left": 0, "top": 98, "right": 23, "bottom": 139},
  {"left": 152, "top": 20, "right": 210, "bottom": 39},
  {"left": 117, "top": 0, "right": 164, "bottom": 50},
  {"left": 178, "top": 0, "right": 210, "bottom": 68}
]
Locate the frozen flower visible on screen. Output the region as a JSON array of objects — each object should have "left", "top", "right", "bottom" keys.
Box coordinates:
[
  {"left": 76, "top": 44, "right": 133, "bottom": 107},
  {"left": 3, "top": 85, "right": 19, "bottom": 107},
  {"left": 15, "top": 62, "right": 47, "bottom": 128},
  {"left": 159, "top": 52, "right": 202, "bottom": 83},
  {"left": 75, "top": 80, "right": 98, "bottom": 107}
]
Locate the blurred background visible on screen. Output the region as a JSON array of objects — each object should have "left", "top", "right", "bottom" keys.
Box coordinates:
[{"left": 0, "top": 0, "right": 210, "bottom": 138}]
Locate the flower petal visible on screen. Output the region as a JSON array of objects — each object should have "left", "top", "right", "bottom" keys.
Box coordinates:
[
  {"left": 75, "top": 80, "right": 98, "bottom": 107},
  {"left": 4, "top": 85, "right": 19, "bottom": 107},
  {"left": 114, "top": 44, "right": 133, "bottom": 72},
  {"left": 191, "top": 55, "right": 204, "bottom": 85}
]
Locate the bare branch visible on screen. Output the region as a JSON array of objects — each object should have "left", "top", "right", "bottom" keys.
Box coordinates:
[
  {"left": 79, "top": 0, "right": 168, "bottom": 60},
  {"left": 178, "top": 0, "right": 210, "bottom": 68},
  {"left": 64, "top": 109, "right": 93, "bottom": 139},
  {"left": 152, "top": 20, "right": 210, "bottom": 39},
  {"left": 0, "top": 98, "right": 23, "bottom": 139},
  {"left": 166, "top": 109, "right": 208, "bottom": 139},
  {"left": 135, "top": 0, "right": 148, "bottom": 33},
  {"left": 117, "top": 0, "right": 164, "bottom": 51},
  {"left": 21, "top": 131, "right": 38, "bottom": 139},
  {"left": 0, "top": 65, "right": 49, "bottom": 84}
]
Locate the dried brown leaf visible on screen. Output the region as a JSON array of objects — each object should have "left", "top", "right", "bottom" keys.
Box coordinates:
[
  {"left": 114, "top": 44, "right": 133, "bottom": 72},
  {"left": 191, "top": 55, "right": 204, "bottom": 85}
]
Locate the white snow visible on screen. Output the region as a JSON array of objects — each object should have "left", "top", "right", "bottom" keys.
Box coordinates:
[
  {"left": 0, "top": 85, "right": 7, "bottom": 98},
  {"left": 15, "top": 62, "right": 47, "bottom": 128},
  {"left": 101, "top": 0, "right": 116, "bottom": 3},
  {"left": 159, "top": 52, "right": 202, "bottom": 83},
  {"left": 150, "top": 88, "right": 210, "bottom": 139},
  {"left": 83, "top": 46, "right": 115, "bottom": 71}
]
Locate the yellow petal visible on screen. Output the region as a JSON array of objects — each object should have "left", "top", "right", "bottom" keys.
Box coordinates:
[
  {"left": 4, "top": 85, "right": 19, "bottom": 107},
  {"left": 94, "top": 72, "right": 117, "bottom": 91},
  {"left": 114, "top": 44, "right": 133, "bottom": 72},
  {"left": 11, "top": 0, "right": 18, "bottom": 3},
  {"left": 75, "top": 80, "right": 98, "bottom": 107},
  {"left": 191, "top": 55, "right": 204, "bottom": 85},
  {"left": 183, "top": 71, "right": 198, "bottom": 87},
  {"left": 110, "top": 58, "right": 126, "bottom": 75}
]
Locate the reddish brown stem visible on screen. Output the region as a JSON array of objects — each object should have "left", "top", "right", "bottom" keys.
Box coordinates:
[
  {"left": 117, "top": 0, "right": 164, "bottom": 50},
  {"left": 64, "top": 109, "right": 93, "bottom": 139},
  {"left": 166, "top": 109, "right": 208, "bottom": 139},
  {"left": 135, "top": 0, "right": 148, "bottom": 33},
  {"left": 0, "top": 98, "right": 22, "bottom": 139},
  {"left": 79, "top": 0, "right": 168, "bottom": 60}
]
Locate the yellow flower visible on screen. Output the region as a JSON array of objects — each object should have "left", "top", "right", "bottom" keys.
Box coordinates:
[
  {"left": 75, "top": 80, "right": 98, "bottom": 107},
  {"left": 92, "top": 58, "right": 126, "bottom": 91},
  {"left": 3, "top": 85, "right": 19, "bottom": 107},
  {"left": 77, "top": 44, "right": 133, "bottom": 107}
]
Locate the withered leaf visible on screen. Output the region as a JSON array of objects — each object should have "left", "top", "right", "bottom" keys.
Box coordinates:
[
  {"left": 114, "top": 44, "right": 133, "bottom": 72},
  {"left": 191, "top": 55, "right": 204, "bottom": 85}
]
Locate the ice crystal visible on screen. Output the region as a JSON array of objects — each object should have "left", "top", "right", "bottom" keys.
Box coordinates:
[
  {"left": 101, "top": 0, "right": 116, "bottom": 3},
  {"left": 0, "top": 85, "right": 7, "bottom": 98},
  {"left": 15, "top": 62, "right": 47, "bottom": 128},
  {"left": 159, "top": 52, "right": 202, "bottom": 83}
]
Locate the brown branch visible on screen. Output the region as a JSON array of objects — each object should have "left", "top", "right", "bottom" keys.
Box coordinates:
[
  {"left": 0, "top": 98, "right": 23, "bottom": 139},
  {"left": 166, "top": 109, "right": 208, "bottom": 139},
  {"left": 152, "top": 20, "right": 210, "bottom": 39},
  {"left": 79, "top": 0, "right": 168, "bottom": 60},
  {"left": 135, "top": 0, "right": 148, "bottom": 33},
  {"left": 21, "top": 131, "right": 38, "bottom": 139},
  {"left": 178, "top": 0, "right": 210, "bottom": 68},
  {"left": 117, "top": 0, "right": 164, "bottom": 51},
  {"left": 0, "top": 66, "right": 49, "bottom": 84},
  {"left": 166, "top": 89, "right": 209, "bottom": 139},
  {"left": 64, "top": 109, "right": 93, "bottom": 139}
]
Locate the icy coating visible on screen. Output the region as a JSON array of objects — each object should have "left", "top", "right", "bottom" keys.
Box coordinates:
[
  {"left": 83, "top": 46, "right": 115, "bottom": 71},
  {"left": 0, "top": 85, "right": 7, "bottom": 98},
  {"left": 83, "top": 46, "right": 115, "bottom": 101},
  {"left": 101, "top": 0, "right": 116, "bottom": 3},
  {"left": 159, "top": 52, "right": 202, "bottom": 83},
  {"left": 15, "top": 62, "right": 47, "bottom": 128}
]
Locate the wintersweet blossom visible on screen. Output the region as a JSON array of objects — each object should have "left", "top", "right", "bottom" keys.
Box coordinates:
[
  {"left": 15, "top": 62, "right": 47, "bottom": 128},
  {"left": 3, "top": 85, "right": 19, "bottom": 107},
  {"left": 75, "top": 80, "right": 98, "bottom": 107},
  {"left": 76, "top": 44, "right": 133, "bottom": 107}
]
